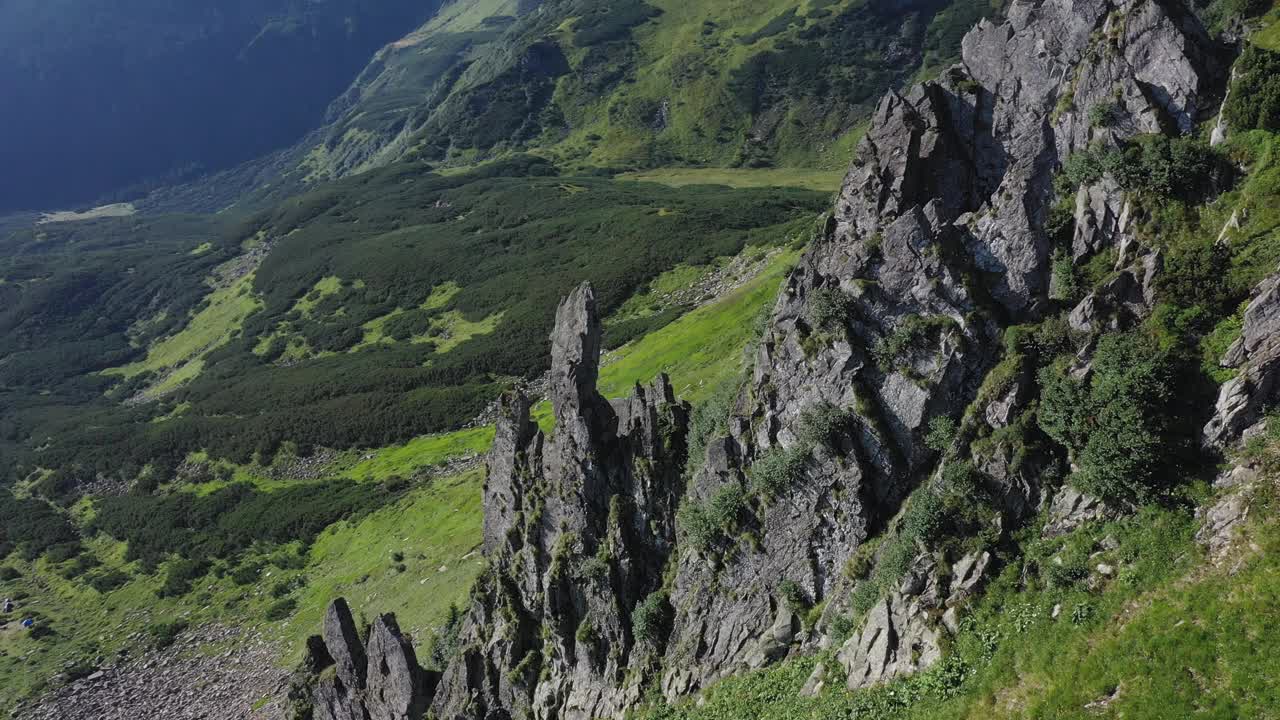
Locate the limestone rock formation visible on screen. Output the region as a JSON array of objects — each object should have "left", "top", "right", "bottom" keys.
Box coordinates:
[{"left": 661, "top": 0, "right": 1225, "bottom": 699}]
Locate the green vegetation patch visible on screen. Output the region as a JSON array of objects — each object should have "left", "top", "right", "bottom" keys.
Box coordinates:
[
  {"left": 343, "top": 427, "right": 496, "bottom": 481},
  {"left": 284, "top": 470, "right": 485, "bottom": 663},
  {"left": 598, "top": 246, "right": 800, "bottom": 404},
  {"left": 642, "top": 498, "right": 1280, "bottom": 720}
]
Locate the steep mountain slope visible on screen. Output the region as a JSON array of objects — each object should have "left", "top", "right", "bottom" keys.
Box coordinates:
[
  {"left": 142, "top": 0, "right": 1001, "bottom": 213},
  {"left": 0, "top": 0, "right": 445, "bottom": 213},
  {"left": 290, "top": 2, "right": 1280, "bottom": 719}
]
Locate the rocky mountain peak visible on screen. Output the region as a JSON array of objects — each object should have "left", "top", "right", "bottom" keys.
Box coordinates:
[{"left": 550, "top": 283, "right": 605, "bottom": 426}]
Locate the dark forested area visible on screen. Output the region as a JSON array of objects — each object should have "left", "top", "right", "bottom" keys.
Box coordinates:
[{"left": 1, "top": 158, "right": 824, "bottom": 493}]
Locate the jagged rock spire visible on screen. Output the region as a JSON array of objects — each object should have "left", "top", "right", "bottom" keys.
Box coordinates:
[
  {"left": 324, "top": 598, "right": 367, "bottom": 692},
  {"left": 311, "top": 599, "right": 435, "bottom": 720},
  {"left": 550, "top": 282, "right": 604, "bottom": 423},
  {"left": 430, "top": 283, "right": 690, "bottom": 720}
]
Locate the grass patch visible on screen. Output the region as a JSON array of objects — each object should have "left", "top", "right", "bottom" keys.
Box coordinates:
[
  {"left": 343, "top": 427, "right": 495, "bottom": 481},
  {"left": 283, "top": 470, "right": 485, "bottom": 662},
  {"left": 103, "top": 272, "right": 262, "bottom": 396},
  {"left": 597, "top": 246, "right": 798, "bottom": 404},
  {"left": 618, "top": 168, "right": 845, "bottom": 193}
]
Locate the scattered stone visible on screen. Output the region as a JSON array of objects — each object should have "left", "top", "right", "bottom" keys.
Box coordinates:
[{"left": 16, "top": 625, "right": 287, "bottom": 720}]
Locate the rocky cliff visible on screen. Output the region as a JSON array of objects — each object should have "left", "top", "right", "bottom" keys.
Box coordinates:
[
  {"left": 663, "top": 0, "right": 1228, "bottom": 697},
  {"left": 301, "top": 1, "right": 1279, "bottom": 717},
  {"left": 427, "top": 284, "right": 690, "bottom": 720}
]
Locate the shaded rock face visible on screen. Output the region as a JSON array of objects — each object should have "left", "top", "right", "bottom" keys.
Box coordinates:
[
  {"left": 1204, "top": 270, "right": 1280, "bottom": 447},
  {"left": 432, "top": 283, "right": 690, "bottom": 720},
  {"left": 312, "top": 599, "right": 436, "bottom": 720},
  {"left": 660, "top": 0, "right": 1224, "bottom": 699}
]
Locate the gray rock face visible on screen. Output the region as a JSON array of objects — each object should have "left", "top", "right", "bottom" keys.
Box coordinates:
[
  {"left": 837, "top": 593, "right": 941, "bottom": 691},
  {"left": 312, "top": 600, "right": 435, "bottom": 720},
  {"left": 1044, "top": 486, "right": 1113, "bottom": 536},
  {"left": 661, "top": 0, "right": 1224, "bottom": 700},
  {"left": 1067, "top": 253, "right": 1161, "bottom": 334},
  {"left": 365, "top": 616, "right": 431, "bottom": 720},
  {"left": 325, "top": 598, "right": 368, "bottom": 693},
  {"left": 1204, "top": 270, "right": 1280, "bottom": 447},
  {"left": 431, "top": 283, "right": 690, "bottom": 720}
]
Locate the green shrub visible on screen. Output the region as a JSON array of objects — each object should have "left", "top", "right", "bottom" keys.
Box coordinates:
[
  {"left": 707, "top": 484, "right": 749, "bottom": 529},
  {"left": 808, "top": 288, "right": 853, "bottom": 331},
  {"left": 147, "top": 620, "right": 189, "bottom": 649},
  {"left": 1223, "top": 44, "right": 1280, "bottom": 133},
  {"left": 1038, "top": 333, "right": 1174, "bottom": 502},
  {"left": 57, "top": 553, "right": 101, "bottom": 579},
  {"left": 0, "top": 566, "right": 20, "bottom": 582},
  {"left": 685, "top": 380, "right": 739, "bottom": 477},
  {"left": 382, "top": 309, "right": 437, "bottom": 341},
  {"left": 270, "top": 550, "right": 307, "bottom": 570},
  {"left": 44, "top": 542, "right": 82, "bottom": 564},
  {"left": 632, "top": 590, "right": 672, "bottom": 644},
  {"left": 799, "top": 402, "right": 854, "bottom": 449},
  {"left": 1088, "top": 102, "right": 1120, "bottom": 128},
  {"left": 779, "top": 580, "right": 811, "bottom": 613},
  {"left": 157, "top": 558, "right": 210, "bottom": 598},
  {"left": 265, "top": 598, "right": 297, "bottom": 622},
  {"left": 873, "top": 315, "right": 958, "bottom": 373},
  {"left": 749, "top": 447, "right": 808, "bottom": 497},
  {"left": 428, "top": 603, "right": 465, "bottom": 669},
  {"left": 270, "top": 579, "right": 297, "bottom": 598},
  {"left": 231, "top": 562, "right": 263, "bottom": 586},
  {"left": 679, "top": 483, "right": 750, "bottom": 550},
  {"left": 575, "top": 614, "right": 597, "bottom": 645},
  {"left": 87, "top": 569, "right": 130, "bottom": 593},
  {"left": 1056, "top": 136, "right": 1226, "bottom": 201},
  {"left": 1051, "top": 250, "right": 1078, "bottom": 301},
  {"left": 924, "top": 416, "right": 958, "bottom": 453}
]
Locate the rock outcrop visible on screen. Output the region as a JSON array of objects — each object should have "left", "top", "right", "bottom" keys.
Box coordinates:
[
  {"left": 660, "top": 0, "right": 1226, "bottom": 699},
  {"left": 311, "top": 599, "right": 436, "bottom": 720},
  {"left": 431, "top": 283, "right": 690, "bottom": 720},
  {"left": 1204, "top": 269, "right": 1280, "bottom": 447}
]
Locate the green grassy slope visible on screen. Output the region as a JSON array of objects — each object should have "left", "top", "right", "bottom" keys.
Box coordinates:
[
  {"left": 2, "top": 159, "right": 824, "bottom": 484},
  {"left": 0, "top": 470, "right": 485, "bottom": 710}
]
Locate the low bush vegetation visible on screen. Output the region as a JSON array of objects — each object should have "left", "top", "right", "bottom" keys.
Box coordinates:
[{"left": 1038, "top": 332, "right": 1175, "bottom": 502}]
